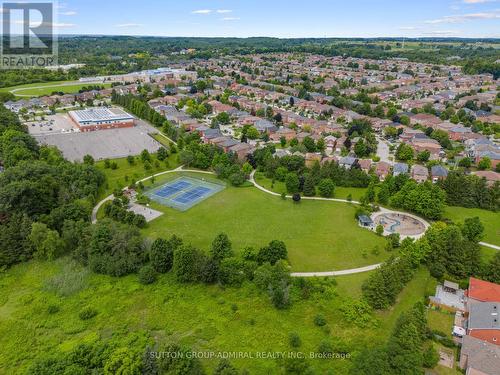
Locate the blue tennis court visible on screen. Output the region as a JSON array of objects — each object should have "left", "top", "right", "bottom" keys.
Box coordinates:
[
  {"left": 145, "top": 176, "right": 225, "bottom": 211},
  {"left": 155, "top": 180, "right": 192, "bottom": 198},
  {"left": 173, "top": 186, "right": 212, "bottom": 204}
]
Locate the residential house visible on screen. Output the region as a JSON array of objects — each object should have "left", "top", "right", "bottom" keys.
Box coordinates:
[
  {"left": 467, "top": 302, "right": 500, "bottom": 346},
  {"left": 305, "top": 153, "right": 322, "bottom": 168},
  {"left": 474, "top": 171, "right": 500, "bottom": 187},
  {"left": 358, "top": 159, "right": 372, "bottom": 174},
  {"left": 270, "top": 127, "right": 296, "bottom": 142},
  {"left": 254, "top": 119, "right": 277, "bottom": 134},
  {"left": 375, "top": 161, "right": 391, "bottom": 181},
  {"left": 339, "top": 156, "right": 357, "bottom": 169},
  {"left": 467, "top": 278, "right": 500, "bottom": 304},
  {"left": 393, "top": 162, "right": 409, "bottom": 176},
  {"left": 227, "top": 143, "right": 254, "bottom": 161},
  {"left": 459, "top": 335, "right": 500, "bottom": 374},
  {"left": 411, "top": 165, "right": 429, "bottom": 183},
  {"left": 431, "top": 165, "right": 448, "bottom": 183}
]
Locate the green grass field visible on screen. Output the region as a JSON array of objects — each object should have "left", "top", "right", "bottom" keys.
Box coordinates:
[
  {"left": 94, "top": 153, "right": 180, "bottom": 200},
  {"left": 254, "top": 172, "right": 368, "bottom": 201},
  {"left": 0, "top": 80, "right": 111, "bottom": 98},
  {"left": 0, "top": 256, "right": 432, "bottom": 374},
  {"left": 443, "top": 206, "right": 500, "bottom": 246},
  {"left": 142, "top": 172, "right": 388, "bottom": 272}
]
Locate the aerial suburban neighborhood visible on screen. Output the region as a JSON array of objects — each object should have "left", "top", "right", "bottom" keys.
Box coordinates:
[{"left": 0, "top": 1, "right": 499, "bottom": 374}]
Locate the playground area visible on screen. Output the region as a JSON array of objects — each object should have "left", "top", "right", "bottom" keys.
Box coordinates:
[{"left": 372, "top": 212, "right": 427, "bottom": 238}]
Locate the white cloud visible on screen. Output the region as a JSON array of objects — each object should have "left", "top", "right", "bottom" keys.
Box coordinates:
[
  {"left": 425, "top": 11, "right": 500, "bottom": 23},
  {"left": 422, "top": 30, "right": 460, "bottom": 36},
  {"left": 221, "top": 17, "right": 240, "bottom": 21},
  {"left": 59, "top": 11, "right": 77, "bottom": 16},
  {"left": 216, "top": 9, "right": 232, "bottom": 14},
  {"left": 398, "top": 26, "right": 418, "bottom": 30},
  {"left": 9, "top": 19, "right": 75, "bottom": 28},
  {"left": 53, "top": 23, "right": 76, "bottom": 28},
  {"left": 463, "top": 0, "right": 497, "bottom": 3},
  {"left": 192, "top": 9, "right": 212, "bottom": 14},
  {"left": 115, "top": 23, "right": 143, "bottom": 28}
]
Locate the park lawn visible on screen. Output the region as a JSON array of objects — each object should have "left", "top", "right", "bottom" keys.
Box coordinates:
[
  {"left": 254, "top": 172, "right": 368, "bottom": 201},
  {"left": 443, "top": 206, "right": 500, "bottom": 246},
  {"left": 142, "top": 172, "right": 388, "bottom": 272},
  {"left": 95, "top": 153, "right": 180, "bottom": 200},
  {"left": 0, "top": 81, "right": 111, "bottom": 97}
]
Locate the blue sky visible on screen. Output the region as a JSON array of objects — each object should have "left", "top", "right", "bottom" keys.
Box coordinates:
[{"left": 3, "top": 0, "right": 500, "bottom": 38}]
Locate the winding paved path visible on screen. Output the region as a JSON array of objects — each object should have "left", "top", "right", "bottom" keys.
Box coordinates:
[
  {"left": 92, "top": 168, "right": 499, "bottom": 276},
  {"left": 291, "top": 263, "right": 382, "bottom": 277}
]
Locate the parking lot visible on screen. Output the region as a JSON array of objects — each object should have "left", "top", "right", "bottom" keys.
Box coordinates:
[
  {"left": 26, "top": 113, "right": 77, "bottom": 135},
  {"left": 33, "top": 114, "right": 163, "bottom": 162}
]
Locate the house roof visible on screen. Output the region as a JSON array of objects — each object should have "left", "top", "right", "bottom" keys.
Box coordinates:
[
  {"left": 431, "top": 165, "right": 448, "bottom": 177},
  {"left": 460, "top": 335, "right": 500, "bottom": 374},
  {"left": 468, "top": 302, "right": 500, "bottom": 330},
  {"left": 358, "top": 215, "right": 373, "bottom": 225},
  {"left": 468, "top": 277, "right": 500, "bottom": 302},
  {"left": 339, "top": 156, "right": 356, "bottom": 165},
  {"left": 393, "top": 162, "right": 409, "bottom": 174}
]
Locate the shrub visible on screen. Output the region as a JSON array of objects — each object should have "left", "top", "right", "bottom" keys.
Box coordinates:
[
  {"left": 423, "top": 345, "right": 439, "bottom": 368},
  {"left": 218, "top": 258, "right": 245, "bottom": 286},
  {"left": 79, "top": 307, "right": 98, "bottom": 320},
  {"left": 289, "top": 332, "right": 302, "bottom": 348},
  {"left": 44, "top": 261, "right": 89, "bottom": 297},
  {"left": 138, "top": 265, "right": 157, "bottom": 285},
  {"left": 317, "top": 340, "right": 333, "bottom": 356},
  {"left": 47, "top": 304, "right": 60, "bottom": 314},
  {"left": 314, "top": 314, "right": 327, "bottom": 327}
]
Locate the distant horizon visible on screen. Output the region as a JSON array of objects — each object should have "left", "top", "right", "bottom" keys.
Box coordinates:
[
  {"left": 50, "top": 35, "right": 500, "bottom": 41},
  {"left": 3, "top": 0, "right": 500, "bottom": 39}
]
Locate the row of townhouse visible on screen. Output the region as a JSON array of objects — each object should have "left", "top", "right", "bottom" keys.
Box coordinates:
[{"left": 430, "top": 278, "right": 500, "bottom": 374}]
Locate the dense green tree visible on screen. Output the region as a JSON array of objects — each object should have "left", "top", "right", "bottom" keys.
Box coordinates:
[
  {"left": 257, "top": 240, "right": 288, "bottom": 265},
  {"left": 318, "top": 178, "right": 335, "bottom": 197},
  {"left": 211, "top": 233, "right": 233, "bottom": 263},
  {"left": 285, "top": 172, "right": 300, "bottom": 194},
  {"left": 395, "top": 143, "right": 414, "bottom": 161},
  {"left": 302, "top": 174, "right": 316, "bottom": 196},
  {"left": 150, "top": 235, "right": 182, "bottom": 273}
]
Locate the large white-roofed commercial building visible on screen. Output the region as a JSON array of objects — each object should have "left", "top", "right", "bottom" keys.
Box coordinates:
[{"left": 68, "top": 107, "right": 135, "bottom": 132}]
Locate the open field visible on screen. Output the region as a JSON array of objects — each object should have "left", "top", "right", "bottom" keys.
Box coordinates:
[
  {"left": 254, "top": 172, "right": 368, "bottom": 201},
  {"left": 443, "top": 206, "right": 500, "bottom": 246},
  {"left": 143, "top": 172, "right": 388, "bottom": 272},
  {"left": 0, "top": 80, "right": 111, "bottom": 97},
  {"left": 0, "top": 256, "right": 431, "bottom": 374}
]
